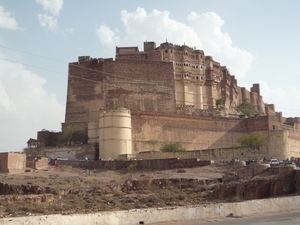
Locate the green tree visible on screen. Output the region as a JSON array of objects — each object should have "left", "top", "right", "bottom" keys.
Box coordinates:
[
  {"left": 237, "top": 99, "right": 256, "bottom": 117},
  {"left": 237, "top": 133, "right": 265, "bottom": 147},
  {"left": 160, "top": 142, "right": 186, "bottom": 152},
  {"left": 147, "top": 140, "right": 158, "bottom": 152},
  {"left": 59, "top": 125, "right": 86, "bottom": 145},
  {"left": 216, "top": 98, "right": 224, "bottom": 106},
  {"left": 127, "top": 163, "right": 137, "bottom": 178}
]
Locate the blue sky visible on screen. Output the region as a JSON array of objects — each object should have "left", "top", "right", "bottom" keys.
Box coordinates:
[{"left": 0, "top": 0, "right": 300, "bottom": 152}]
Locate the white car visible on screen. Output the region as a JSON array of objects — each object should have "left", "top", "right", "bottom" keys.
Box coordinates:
[
  {"left": 55, "top": 157, "right": 68, "bottom": 161},
  {"left": 269, "top": 159, "right": 280, "bottom": 167},
  {"left": 79, "top": 157, "right": 89, "bottom": 161}
]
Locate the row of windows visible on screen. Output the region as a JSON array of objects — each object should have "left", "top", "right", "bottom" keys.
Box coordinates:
[
  {"left": 175, "top": 63, "right": 204, "bottom": 69},
  {"left": 164, "top": 49, "right": 203, "bottom": 59},
  {"left": 175, "top": 74, "right": 205, "bottom": 80}
]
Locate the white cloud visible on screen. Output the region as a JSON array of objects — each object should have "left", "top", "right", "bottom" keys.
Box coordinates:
[
  {"left": 0, "top": 80, "right": 12, "bottom": 112},
  {"left": 0, "top": 5, "right": 21, "bottom": 30},
  {"left": 0, "top": 55, "right": 64, "bottom": 152},
  {"left": 94, "top": 8, "right": 299, "bottom": 118},
  {"left": 37, "top": 14, "right": 58, "bottom": 31},
  {"left": 260, "top": 81, "right": 300, "bottom": 117},
  {"left": 95, "top": 8, "right": 252, "bottom": 78},
  {"left": 65, "top": 28, "right": 74, "bottom": 34},
  {"left": 95, "top": 24, "right": 120, "bottom": 54},
  {"left": 186, "top": 12, "right": 253, "bottom": 77},
  {"left": 35, "top": 0, "right": 63, "bottom": 16}
]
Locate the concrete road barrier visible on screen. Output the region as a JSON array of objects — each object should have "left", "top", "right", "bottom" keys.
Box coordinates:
[{"left": 1, "top": 196, "right": 300, "bottom": 225}]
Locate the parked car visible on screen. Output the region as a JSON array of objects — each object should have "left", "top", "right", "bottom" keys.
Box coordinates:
[
  {"left": 284, "top": 161, "right": 295, "bottom": 166},
  {"left": 79, "top": 157, "right": 89, "bottom": 161},
  {"left": 269, "top": 159, "right": 280, "bottom": 166},
  {"left": 55, "top": 157, "right": 68, "bottom": 161}
]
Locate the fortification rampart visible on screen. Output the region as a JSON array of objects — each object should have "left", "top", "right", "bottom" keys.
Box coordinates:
[
  {"left": 135, "top": 146, "right": 262, "bottom": 162},
  {"left": 64, "top": 58, "right": 176, "bottom": 132},
  {"left": 41, "top": 41, "right": 300, "bottom": 162},
  {"left": 130, "top": 113, "right": 300, "bottom": 160},
  {"left": 53, "top": 158, "right": 212, "bottom": 170},
  {"left": 131, "top": 113, "right": 246, "bottom": 154},
  {"left": 24, "top": 144, "right": 97, "bottom": 160}
]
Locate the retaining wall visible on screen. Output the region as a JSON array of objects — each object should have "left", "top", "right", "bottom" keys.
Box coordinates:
[
  {"left": 56, "top": 158, "right": 212, "bottom": 170},
  {"left": 1, "top": 196, "right": 300, "bottom": 225}
]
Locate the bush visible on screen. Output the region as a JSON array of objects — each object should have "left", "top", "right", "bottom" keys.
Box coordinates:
[
  {"left": 147, "top": 140, "right": 158, "bottom": 152},
  {"left": 216, "top": 98, "right": 224, "bottom": 106},
  {"left": 237, "top": 99, "right": 256, "bottom": 117},
  {"left": 237, "top": 133, "right": 265, "bottom": 147},
  {"left": 160, "top": 142, "right": 186, "bottom": 152},
  {"left": 59, "top": 125, "right": 87, "bottom": 145}
]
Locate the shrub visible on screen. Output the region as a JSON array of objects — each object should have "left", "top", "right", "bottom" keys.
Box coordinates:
[
  {"left": 147, "top": 140, "right": 158, "bottom": 152},
  {"left": 216, "top": 98, "right": 224, "bottom": 106},
  {"left": 237, "top": 133, "right": 265, "bottom": 147},
  {"left": 160, "top": 142, "right": 186, "bottom": 152},
  {"left": 237, "top": 99, "right": 256, "bottom": 117},
  {"left": 59, "top": 125, "right": 87, "bottom": 145}
]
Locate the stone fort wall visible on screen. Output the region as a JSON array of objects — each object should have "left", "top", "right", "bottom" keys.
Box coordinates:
[
  {"left": 64, "top": 58, "right": 175, "bottom": 132},
  {"left": 25, "top": 144, "right": 97, "bottom": 160},
  {"left": 135, "top": 146, "right": 263, "bottom": 162},
  {"left": 58, "top": 42, "right": 300, "bottom": 161},
  {"left": 130, "top": 113, "right": 298, "bottom": 160}
]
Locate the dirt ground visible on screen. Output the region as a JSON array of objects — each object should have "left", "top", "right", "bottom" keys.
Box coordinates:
[{"left": 0, "top": 163, "right": 238, "bottom": 218}]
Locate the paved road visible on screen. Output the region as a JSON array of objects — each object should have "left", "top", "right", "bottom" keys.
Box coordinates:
[{"left": 190, "top": 211, "right": 300, "bottom": 225}]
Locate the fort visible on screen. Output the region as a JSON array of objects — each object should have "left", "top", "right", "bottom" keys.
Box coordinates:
[
  {"left": 27, "top": 41, "right": 300, "bottom": 162},
  {"left": 4, "top": 40, "right": 300, "bottom": 220}
]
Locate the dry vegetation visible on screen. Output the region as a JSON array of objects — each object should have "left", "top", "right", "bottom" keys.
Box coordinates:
[{"left": 0, "top": 164, "right": 237, "bottom": 218}]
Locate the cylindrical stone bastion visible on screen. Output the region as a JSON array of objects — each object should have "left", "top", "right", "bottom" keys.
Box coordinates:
[{"left": 99, "top": 108, "right": 132, "bottom": 159}]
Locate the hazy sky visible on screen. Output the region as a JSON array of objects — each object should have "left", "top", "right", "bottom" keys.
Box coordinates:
[{"left": 0, "top": 0, "right": 300, "bottom": 152}]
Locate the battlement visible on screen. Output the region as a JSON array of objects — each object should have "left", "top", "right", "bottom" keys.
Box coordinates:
[{"left": 99, "top": 107, "right": 131, "bottom": 115}]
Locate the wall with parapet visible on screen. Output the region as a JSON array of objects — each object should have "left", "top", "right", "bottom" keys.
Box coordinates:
[
  {"left": 55, "top": 158, "right": 212, "bottom": 170},
  {"left": 64, "top": 57, "right": 175, "bottom": 133},
  {"left": 131, "top": 113, "right": 245, "bottom": 154},
  {"left": 135, "top": 146, "right": 263, "bottom": 162},
  {"left": 131, "top": 113, "right": 300, "bottom": 161},
  {"left": 287, "top": 129, "right": 300, "bottom": 159},
  {"left": 267, "top": 130, "right": 289, "bottom": 160},
  {"left": 24, "top": 144, "right": 97, "bottom": 160}
]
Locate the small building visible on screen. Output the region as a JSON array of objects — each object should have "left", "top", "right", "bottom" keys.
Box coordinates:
[
  {"left": 0, "top": 152, "right": 26, "bottom": 173},
  {"left": 27, "top": 138, "right": 44, "bottom": 148}
]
